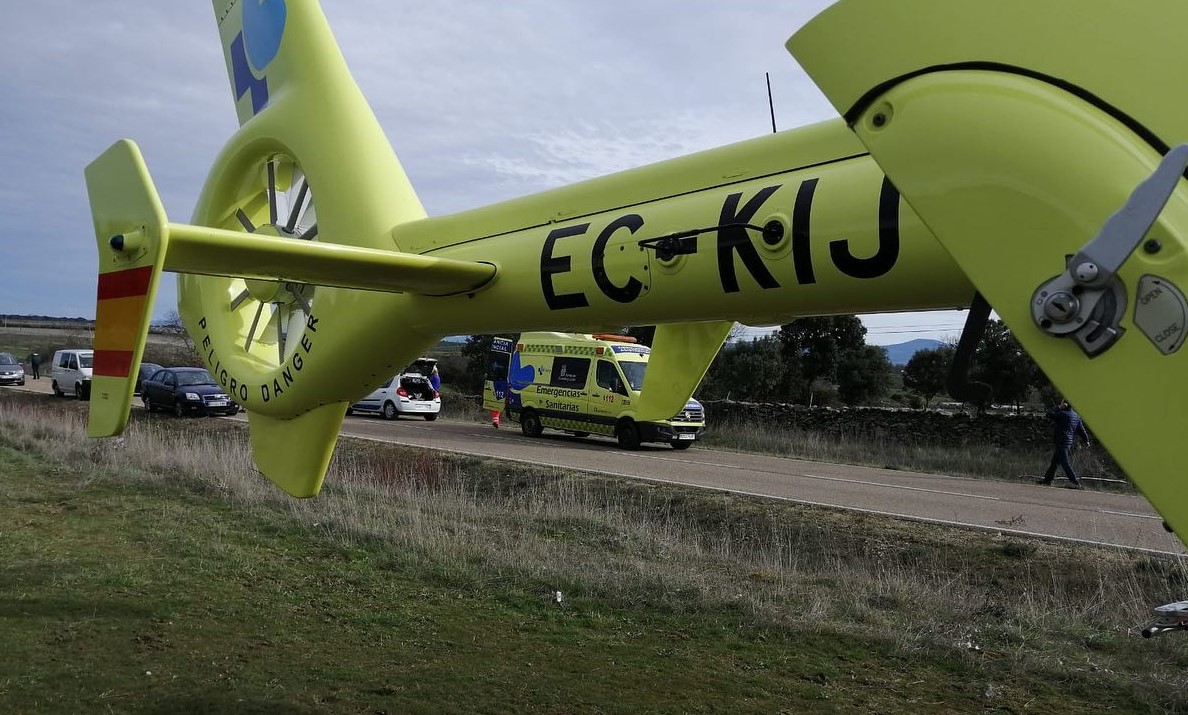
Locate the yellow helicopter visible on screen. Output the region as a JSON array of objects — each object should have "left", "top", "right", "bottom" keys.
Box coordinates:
[{"left": 85, "top": 0, "right": 1188, "bottom": 556}]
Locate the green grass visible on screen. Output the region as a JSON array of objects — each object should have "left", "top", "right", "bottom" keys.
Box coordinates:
[{"left": 2, "top": 391, "right": 1187, "bottom": 712}]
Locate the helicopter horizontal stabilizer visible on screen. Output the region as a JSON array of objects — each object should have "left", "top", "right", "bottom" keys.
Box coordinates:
[{"left": 164, "top": 223, "right": 495, "bottom": 296}]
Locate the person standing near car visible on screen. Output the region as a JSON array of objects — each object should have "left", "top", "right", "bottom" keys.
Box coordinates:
[
  {"left": 1036, "top": 400, "right": 1091, "bottom": 488},
  {"left": 28, "top": 352, "right": 40, "bottom": 379},
  {"left": 429, "top": 365, "right": 441, "bottom": 393}
]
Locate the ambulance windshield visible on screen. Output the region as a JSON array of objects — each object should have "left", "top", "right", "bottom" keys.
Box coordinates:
[{"left": 620, "top": 361, "right": 646, "bottom": 391}]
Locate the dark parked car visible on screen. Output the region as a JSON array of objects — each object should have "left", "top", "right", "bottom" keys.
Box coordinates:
[
  {"left": 134, "top": 362, "right": 163, "bottom": 395},
  {"left": 141, "top": 367, "right": 239, "bottom": 417},
  {"left": 0, "top": 352, "right": 25, "bottom": 386}
]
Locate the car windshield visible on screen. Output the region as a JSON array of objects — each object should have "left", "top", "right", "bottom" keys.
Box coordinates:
[
  {"left": 620, "top": 361, "right": 646, "bottom": 392},
  {"left": 79, "top": 354, "right": 93, "bottom": 368},
  {"left": 0, "top": 353, "right": 17, "bottom": 365},
  {"left": 177, "top": 370, "right": 216, "bottom": 386}
]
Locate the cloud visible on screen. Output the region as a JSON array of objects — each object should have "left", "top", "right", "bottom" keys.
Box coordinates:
[
  {"left": 473, "top": 111, "right": 741, "bottom": 188},
  {"left": 0, "top": 0, "right": 970, "bottom": 345}
]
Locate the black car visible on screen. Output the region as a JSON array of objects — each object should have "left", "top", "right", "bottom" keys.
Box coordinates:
[
  {"left": 134, "top": 362, "right": 163, "bottom": 395},
  {"left": 141, "top": 367, "right": 239, "bottom": 417}
]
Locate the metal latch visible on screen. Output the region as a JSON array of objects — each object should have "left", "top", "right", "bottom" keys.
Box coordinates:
[
  {"left": 638, "top": 221, "right": 784, "bottom": 262},
  {"left": 1031, "top": 144, "right": 1188, "bottom": 356}
]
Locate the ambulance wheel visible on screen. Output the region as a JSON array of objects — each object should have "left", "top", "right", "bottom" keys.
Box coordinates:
[
  {"left": 521, "top": 410, "right": 543, "bottom": 437},
  {"left": 616, "top": 419, "right": 641, "bottom": 450},
  {"left": 671, "top": 441, "right": 692, "bottom": 450}
]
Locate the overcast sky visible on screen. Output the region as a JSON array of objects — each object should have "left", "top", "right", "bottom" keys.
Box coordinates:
[{"left": 0, "top": 1, "right": 967, "bottom": 346}]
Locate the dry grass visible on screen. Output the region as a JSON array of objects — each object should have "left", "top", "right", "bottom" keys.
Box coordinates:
[
  {"left": 3, "top": 393, "right": 1188, "bottom": 708},
  {"left": 2, "top": 399, "right": 1188, "bottom": 636}
]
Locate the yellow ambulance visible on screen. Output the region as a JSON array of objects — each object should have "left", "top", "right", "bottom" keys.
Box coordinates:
[{"left": 483, "top": 332, "right": 706, "bottom": 449}]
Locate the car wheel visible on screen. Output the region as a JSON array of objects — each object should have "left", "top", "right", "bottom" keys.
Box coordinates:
[
  {"left": 143, "top": 395, "right": 153, "bottom": 412},
  {"left": 616, "top": 419, "right": 642, "bottom": 450},
  {"left": 52, "top": 381, "right": 63, "bottom": 398},
  {"left": 521, "top": 409, "right": 543, "bottom": 437},
  {"left": 423, "top": 413, "right": 438, "bottom": 421},
  {"left": 345, "top": 407, "right": 354, "bottom": 416},
  {"left": 173, "top": 401, "right": 185, "bottom": 418},
  {"left": 18, "top": 379, "right": 24, "bottom": 386},
  {"left": 382, "top": 402, "right": 398, "bottom": 420},
  {"left": 671, "top": 441, "right": 693, "bottom": 450},
  {"left": 75, "top": 383, "right": 88, "bottom": 401}
]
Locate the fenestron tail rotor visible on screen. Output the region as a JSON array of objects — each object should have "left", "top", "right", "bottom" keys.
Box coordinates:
[{"left": 223, "top": 154, "right": 320, "bottom": 366}]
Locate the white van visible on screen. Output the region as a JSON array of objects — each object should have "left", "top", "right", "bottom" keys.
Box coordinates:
[
  {"left": 347, "top": 358, "right": 441, "bottom": 420},
  {"left": 51, "top": 349, "right": 94, "bottom": 400}
]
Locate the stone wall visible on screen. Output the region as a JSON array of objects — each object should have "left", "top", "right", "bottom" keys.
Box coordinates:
[{"left": 701, "top": 401, "right": 1073, "bottom": 450}]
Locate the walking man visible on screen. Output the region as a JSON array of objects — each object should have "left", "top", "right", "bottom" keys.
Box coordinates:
[{"left": 1037, "top": 400, "right": 1091, "bottom": 488}]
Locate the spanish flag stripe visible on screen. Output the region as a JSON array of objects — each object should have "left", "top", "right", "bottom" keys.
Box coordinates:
[
  {"left": 96, "top": 265, "right": 153, "bottom": 300},
  {"left": 94, "top": 350, "right": 135, "bottom": 378},
  {"left": 94, "top": 295, "right": 146, "bottom": 351}
]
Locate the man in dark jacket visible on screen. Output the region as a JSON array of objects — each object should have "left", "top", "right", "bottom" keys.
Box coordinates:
[{"left": 1036, "top": 401, "right": 1091, "bottom": 488}]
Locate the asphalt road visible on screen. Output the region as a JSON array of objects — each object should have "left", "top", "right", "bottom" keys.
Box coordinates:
[
  {"left": 12, "top": 376, "right": 1184, "bottom": 555},
  {"left": 336, "top": 415, "right": 1185, "bottom": 555}
]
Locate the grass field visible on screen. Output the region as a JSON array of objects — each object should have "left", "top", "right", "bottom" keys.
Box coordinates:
[{"left": 3, "top": 390, "right": 1188, "bottom": 712}]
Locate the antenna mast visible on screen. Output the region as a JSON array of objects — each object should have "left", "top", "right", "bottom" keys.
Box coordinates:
[{"left": 765, "top": 72, "right": 777, "bottom": 133}]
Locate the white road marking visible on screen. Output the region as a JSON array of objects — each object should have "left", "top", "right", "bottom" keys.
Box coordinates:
[{"left": 1098, "top": 509, "right": 1162, "bottom": 520}]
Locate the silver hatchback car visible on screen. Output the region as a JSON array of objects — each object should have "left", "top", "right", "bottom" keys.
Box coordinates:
[{"left": 0, "top": 352, "right": 25, "bottom": 386}]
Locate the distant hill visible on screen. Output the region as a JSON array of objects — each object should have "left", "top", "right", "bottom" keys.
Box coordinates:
[{"left": 882, "top": 338, "right": 944, "bottom": 366}]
